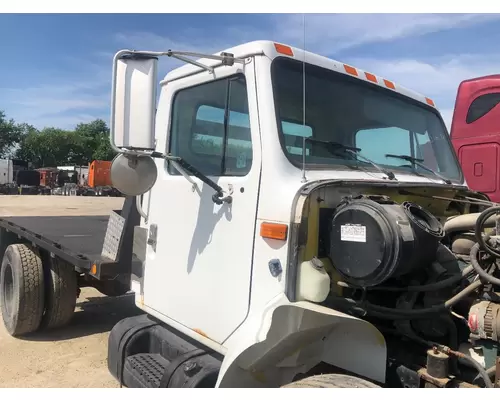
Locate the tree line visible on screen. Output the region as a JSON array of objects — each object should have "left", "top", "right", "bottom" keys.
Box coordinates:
[{"left": 0, "top": 110, "right": 116, "bottom": 169}]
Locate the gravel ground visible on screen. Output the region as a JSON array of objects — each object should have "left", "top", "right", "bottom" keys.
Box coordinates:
[{"left": 0, "top": 195, "right": 142, "bottom": 387}]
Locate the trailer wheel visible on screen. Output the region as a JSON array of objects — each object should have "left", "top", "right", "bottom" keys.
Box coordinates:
[
  {"left": 281, "top": 373, "right": 381, "bottom": 388},
  {"left": 0, "top": 244, "right": 45, "bottom": 336},
  {"left": 41, "top": 257, "right": 78, "bottom": 330}
]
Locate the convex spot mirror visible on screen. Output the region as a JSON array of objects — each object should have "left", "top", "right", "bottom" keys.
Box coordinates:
[{"left": 111, "top": 153, "right": 158, "bottom": 196}]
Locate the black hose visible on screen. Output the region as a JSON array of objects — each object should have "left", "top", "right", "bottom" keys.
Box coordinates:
[
  {"left": 444, "top": 279, "right": 483, "bottom": 307},
  {"left": 400, "top": 333, "right": 493, "bottom": 388},
  {"left": 473, "top": 365, "right": 496, "bottom": 387},
  {"left": 327, "top": 279, "right": 483, "bottom": 320},
  {"left": 380, "top": 327, "right": 494, "bottom": 388},
  {"left": 449, "top": 349, "right": 494, "bottom": 388},
  {"left": 366, "top": 279, "right": 482, "bottom": 318},
  {"left": 369, "top": 265, "right": 475, "bottom": 293},
  {"left": 475, "top": 206, "right": 500, "bottom": 258},
  {"left": 438, "top": 316, "right": 459, "bottom": 373},
  {"left": 470, "top": 241, "right": 500, "bottom": 286}
]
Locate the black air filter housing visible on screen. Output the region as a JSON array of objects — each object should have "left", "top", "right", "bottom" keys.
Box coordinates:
[{"left": 328, "top": 196, "right": 444, "bottom": 287}]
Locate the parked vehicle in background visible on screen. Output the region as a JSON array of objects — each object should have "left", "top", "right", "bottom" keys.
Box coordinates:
[
  {"left": 450, "top": 75, "right": 500, "bottom": 203},
  {"left": 88, "top": 160, "right": 120, "bottom": 196},
  {"left": 0, "top": 159, "right": 14, "bottom": 185}
]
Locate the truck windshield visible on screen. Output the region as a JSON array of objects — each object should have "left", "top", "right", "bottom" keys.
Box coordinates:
[{"left": 271, "top": 57, "right": 463, "bottom": 183}]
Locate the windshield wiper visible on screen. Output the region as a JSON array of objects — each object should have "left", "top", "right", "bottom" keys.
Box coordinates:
[
  {"left": 305, "top": 138, "right": 396, "bottom": 181},
  {"left": 385, "top": 154, "right": 451, "bottom": 184},
  {"left": 150, "top": 151, "right": 232, "bottom": 204}
]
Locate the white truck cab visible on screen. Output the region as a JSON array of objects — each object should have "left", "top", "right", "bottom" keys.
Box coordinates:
[{"left": 106, "top": 40, "right": 497, "bottom": 388}]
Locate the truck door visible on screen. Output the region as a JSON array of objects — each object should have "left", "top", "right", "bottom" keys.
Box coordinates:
[{"left": 142, "top": 60, "right": 261, "bottom": 345}]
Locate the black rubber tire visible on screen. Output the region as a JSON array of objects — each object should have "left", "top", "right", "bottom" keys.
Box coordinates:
[
  {"left": 0, "top": 244, "right": 45, "bottom": 336},
  {"left": 281, "top": 373, "right": 381, "bottom": 388},
  {"left": 41, "top": 257, "right": 78, "bottom": 330}
]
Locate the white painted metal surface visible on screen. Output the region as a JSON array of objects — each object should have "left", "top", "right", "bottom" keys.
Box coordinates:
[
  {"left": 112, "top": 55, "right": 157, "bottom": 150},
  {"left": 142, "top": 58, "right": 262, "bottom": 344},
  {"left": 118, "top": 39, "right": 465, "bottom": 387}
]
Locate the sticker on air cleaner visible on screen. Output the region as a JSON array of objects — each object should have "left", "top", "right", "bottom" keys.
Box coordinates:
[{"left": 340, "top": 224, "right": 366, "bottom": 243}]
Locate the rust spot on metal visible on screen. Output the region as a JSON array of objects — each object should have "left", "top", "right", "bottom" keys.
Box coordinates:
[
  {"left": 417, "top": 368, "right": 450, "bottom": 388},
  {"left": 194, "top": 328, "right": 209, "bottom": 338}
]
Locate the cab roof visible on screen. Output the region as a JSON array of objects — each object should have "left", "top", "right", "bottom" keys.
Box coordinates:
[{"left": 163, "top": 40, "right": 437, "bottom": 110}]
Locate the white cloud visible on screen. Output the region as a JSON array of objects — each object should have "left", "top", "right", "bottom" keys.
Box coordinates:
[
  {"left": 0, "top": 82, "right": 109, "bottom": 130},
  {"left": 346, "top": 53, "right": 500, "bottom": 128},
  {"left": 3, "top": 13, "right": 500, "bottom": 131},
  {"left": 276, "top": 13, "right": 500, "bottom": 54}
]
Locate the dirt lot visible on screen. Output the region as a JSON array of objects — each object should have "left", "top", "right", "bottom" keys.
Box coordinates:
[{"left": 0, "top": 195, "right": 143, "bottom": 387}]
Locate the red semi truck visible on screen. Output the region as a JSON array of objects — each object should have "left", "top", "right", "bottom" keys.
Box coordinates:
[{"left": 450, "top": 75, "right": 500, "bottom": 202}]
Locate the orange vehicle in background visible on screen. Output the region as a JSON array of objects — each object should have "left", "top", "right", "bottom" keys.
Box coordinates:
[
  {"left": 38, "top": 167, "right": 59, "bottom": 188},
  {"left": 88, "top": 160, "right": 112, "bottom": 188}
]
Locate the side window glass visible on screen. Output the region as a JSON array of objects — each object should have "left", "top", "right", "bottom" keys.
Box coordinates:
[
  {"left": 169, "top": 75, "right": 252, "bottom": 176},
  {"left": 466, "top": 92, "right": 500, "bottom": 124}
]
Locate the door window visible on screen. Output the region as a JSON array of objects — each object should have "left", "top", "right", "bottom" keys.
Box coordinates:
[{"left": 168, "top": 75, "right": 252, "bottom": 176}]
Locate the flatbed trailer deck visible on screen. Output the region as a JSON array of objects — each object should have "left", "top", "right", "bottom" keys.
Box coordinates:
[
  {"left": 0, "top": 215, "right": 111, "bottom": 268},
  {"left": 0, "top": 196, "right": 139, "bottom": 336}
]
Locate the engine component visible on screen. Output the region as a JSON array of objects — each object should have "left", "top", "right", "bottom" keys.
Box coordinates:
[
  {"left": 328, "top": 195, "right": 444, "bottom": 287},
  {"left": 468, "top": 301, "right": 500, "bottom": 342},
  {"left": 426, "top": 348, "right": 450, "bottom": 379},
  {"left": 451, "top": 233, "right": 476, "bottom": 259},
  {"left": 444, "top": 213, "right": 497, "bottom": 235}
]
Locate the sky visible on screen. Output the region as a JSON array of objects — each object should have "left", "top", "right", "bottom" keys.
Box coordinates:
[{"left": 0, "top": 13, "right": 499, "bottom": 132}]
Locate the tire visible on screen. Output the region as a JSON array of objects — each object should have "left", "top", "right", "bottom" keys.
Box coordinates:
[
  {"left": 0, "top": 244, "right": 45, "bottom": 336},
  {"left": 41, "top": 257, "right": 78, "bottom": 330},
  {"left": 281, "top": 373, "right": 381, "bottom": 388},
  {"left": 93, "top": 279, "right": 130, "bottom": 297}
]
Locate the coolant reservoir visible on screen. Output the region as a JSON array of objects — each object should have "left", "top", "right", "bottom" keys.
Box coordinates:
[{"left": 296, "top": 257, "right": 331, "bottom": 303}]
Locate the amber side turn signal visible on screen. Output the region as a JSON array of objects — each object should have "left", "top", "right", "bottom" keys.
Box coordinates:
[{"left": 260, "top": 222, "right": 288, "bottom": 241}]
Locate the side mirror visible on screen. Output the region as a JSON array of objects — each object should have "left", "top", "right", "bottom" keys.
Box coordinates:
[{"left": 110, "top": 51, "right": 158, "bottom": 151}]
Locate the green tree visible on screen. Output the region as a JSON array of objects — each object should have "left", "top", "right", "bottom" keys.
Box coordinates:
[
  {"left": 0, "top": 110, "right": 29, "bottom": 158},
  {"left": 74, "top": 119, "right": 116, "bottom": 161},
  {"left": 15, "top": 119, "right": 116, "bottom": 168}
]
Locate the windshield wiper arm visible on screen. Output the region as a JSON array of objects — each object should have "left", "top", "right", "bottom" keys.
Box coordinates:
[
  {"left": 305, "top": 138, "right": 396, "bottom": 181},
  {"left": 345, "top": 150, "right": 397, "bottom": 180},
  {"left": 385, "top": 154, "right": 451, "bottom": 184}
]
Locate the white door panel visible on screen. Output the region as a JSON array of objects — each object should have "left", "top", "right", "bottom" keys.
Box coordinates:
[{"left": 143, "top": 60, "right": 261, "bottom": 344}]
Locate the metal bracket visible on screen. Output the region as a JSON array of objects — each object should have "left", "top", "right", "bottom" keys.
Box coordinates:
[{"left": 147, "top": 224, "right": 158, "bottom": 252}]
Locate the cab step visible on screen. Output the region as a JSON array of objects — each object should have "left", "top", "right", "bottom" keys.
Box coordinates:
[
  {"left": 123, "top": 353, "right": 169, "bottom": 388},
  {"left": 108, "top": 314, "right": 222, "bottom": 388}
]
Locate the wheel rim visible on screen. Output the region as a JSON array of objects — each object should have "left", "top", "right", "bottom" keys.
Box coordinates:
[{"left": 2, "top": 263, "right": 14, "bottom": 318}]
